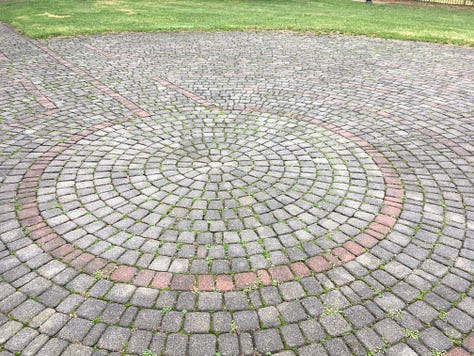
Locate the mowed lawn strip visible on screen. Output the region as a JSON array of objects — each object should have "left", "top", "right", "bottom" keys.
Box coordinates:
[{"left": 0, "top": 0, "right": 472, "bottom": 45}]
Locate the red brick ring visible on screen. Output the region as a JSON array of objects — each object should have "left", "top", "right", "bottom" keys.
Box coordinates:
[{"left": 16, "top": 115, "right": 403, "bottom": 292}]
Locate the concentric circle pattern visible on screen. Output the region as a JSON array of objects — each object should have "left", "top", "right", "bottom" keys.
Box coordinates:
[
  {"left": 39, "top": 112, "right": 385, "bottom": 275},
  {"left": 0, "top": 24, "right": 473, "bottom": 356}
]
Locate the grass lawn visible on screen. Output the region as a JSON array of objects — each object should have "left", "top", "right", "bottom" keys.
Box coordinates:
[{"left": 0, "top": 0, "right": 472, "bottom": 45}]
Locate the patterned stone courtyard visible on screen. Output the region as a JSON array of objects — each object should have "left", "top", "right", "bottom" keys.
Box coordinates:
[{"left": 0, "top": 23, "right": 473, "bottom": 355}]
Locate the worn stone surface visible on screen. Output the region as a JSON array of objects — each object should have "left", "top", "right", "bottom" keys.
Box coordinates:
[{"left": 0, "top": 23, "right": 472, "bottom": 355}]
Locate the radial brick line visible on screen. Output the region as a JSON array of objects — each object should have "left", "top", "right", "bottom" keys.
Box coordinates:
[
  {"left": 3, "top": 79, "right": 59, "bottom": 129},
  {"left": 335, "top": 100, "right": 472, "bottom": 158},
  {"left": 240, "top": 85, "right": 473, "bottom": 158},
  {"left": 376, "top": 110, "right": 474, "bottom": 159},
  {"left": 83, "top": 43, "right": 115, "bottom": 59},
  {"left": 34, "top": 42, "right": 150, "bottom": 118},
  {"left": 17, "top": 78, "right": 57, "bottom": 111},
  {"left": 155, "top": 76, "right": 219, "bottom": 109}
]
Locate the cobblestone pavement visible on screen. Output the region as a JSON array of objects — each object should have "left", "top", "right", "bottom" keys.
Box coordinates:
[{"left": 0, "top": 23, "right": 473, "bottom": 356}]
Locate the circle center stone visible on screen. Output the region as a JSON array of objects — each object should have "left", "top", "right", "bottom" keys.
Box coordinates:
[{"left": 209, "top": 161, "right": 223, "bottom": 168}]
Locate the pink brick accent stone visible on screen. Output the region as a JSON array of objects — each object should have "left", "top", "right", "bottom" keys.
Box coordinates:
[
  {"left": 375, "top": 214, "right": 397, "bottom": 227},
  {"left": 133, "top": 270, "right": 155, "bottom": 287},
  {"left": 268, "top": 266, "right": 294, "bottom": 282},
  {"left": 197, "top": 275, "right": 214, "bottom": 291},
  {"left": 170, "top": 275, "right": 195, "bottom": 291},
  {"left": 447, "top": 348, "right": 470, "bottom": 356},
  {"left": 51, "top": 244, "right": 75, "bottom": 258},
  {"left": 84, "top": 258, "right": 108, "bottom": 274},
  {"left": 216, "top": 275, "right": 234, "bottom": 292},
  {"left": 306, "top": 256, "right": 331, "bottom": 273},
  {"left": 343, "top": 241, "right": 366, "bottom": 256},
  {"left": 110, "top": 266, "right": 137, "bottom": 283},
  {"left": 323, "top": 253, "right": 342, "bottom": 267},
  {"left": 70, "top": 253, "right": 94, "bottom": 269},
  {"left": 332, "top": 247, "right": 355, "bottom": 263},
  {"left": 257, "top": 270, "right": 272, "bottom": 286},
  {"left": 235, "top": 272, "right": 258, "bottom": 289},
  {"left": 290, "top": 262, "right": 311, "bottom": 277},
  {"left": 151, "top": 272, "right": 172, "bottom": 289}
]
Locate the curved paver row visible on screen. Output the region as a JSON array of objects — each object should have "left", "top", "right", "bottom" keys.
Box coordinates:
[
  {"left": 0, "top": 23, "right": 473, "bottom": 356},
  {"left": 17, "top": 108, "right": 402, "bottom": 292}
]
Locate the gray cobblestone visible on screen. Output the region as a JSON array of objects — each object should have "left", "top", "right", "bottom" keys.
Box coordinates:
[
  {"left": 325, "top": 337, "right": 351, "bottom": 356},
  {"left": 198, "top": 292, "right": 222, "bottom": 310},
  {"left": 134, "top": 309, "right": 162, "bottom": 330},
  {"left": 58, "top": 318, "right": 93, "bottom": 342},
  {"left": 165, "top": 334, "right": 188, "bottom": 356},
  {"left": 254, "top": 329, "right": 283, "bottom": 354},
  {"left": 183, "top": 312, "right": 209, "bottom": 333},
  {"left": 281, "top": 324, "right": 305, "bottom": 348},
  {"left": 277, "top": 301, "right": 308, "bottom": 323},
  {"left": 0, "top": 320, "right": 22, "bottom": 344},
  {"left": 299, "top": 344, "right": 328, "bottom": 356},
  {"left": 127, "top": 330, "right": 153, "bottom": 354},
  {"left": 320, "top": 313, "right": 351, "bottom": 337},
  {"left": 4, "top": 327, "right": 38, "bottom": 353},
  {"left": 10, "top": 299, "right": 45, "bottom": 322},
  {"left": 374, "top": 318, "right": 405, "bottom": 343},
  {"left": 189, "top": 334, "right": 216, "bottom": 356},
  {"left": 83, "top": 323, "right": 107, "bottom": 346},
  {"left": 97, "top": 326, "right": 131, "bottom": 351},
  {"left": 22, "top": 334, "right": 50, "bottom": 356},
  {"left": 63, "top": 344, "right": 94, "bottom": 356},
  {"left": 39, "top": 313, "right": 70, "bottom": 336},
  {"left": 0, "top": 25, "right": 473, "bottom": 356},
  {"left": 36, "top": 338, "right": 68, "bottom": 356},
  {"left": 386, "top": 343, "right": 418, "bottom": 356},
  {"left": 217, "top": 333, "right": 239, "bottom": 356}
]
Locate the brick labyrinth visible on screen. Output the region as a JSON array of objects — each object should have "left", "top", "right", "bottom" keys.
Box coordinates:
[{"left": 0, "top": 24, "right": 473, "bottom": 356}]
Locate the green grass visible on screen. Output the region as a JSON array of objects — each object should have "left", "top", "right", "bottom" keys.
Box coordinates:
[{"left": 0, "top": 0, "right": 472, "bottom": 45}]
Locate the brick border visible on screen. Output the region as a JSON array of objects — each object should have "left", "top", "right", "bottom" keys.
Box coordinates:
[
  {"left": 155, "top": 77, "right": 219, "bottom": 109},
  {"left": 35, "top": 42, "right": 150, "bottom": 119},
  {"left": 12, "top": 42, "right": 403, "bottom": 291},
  {"left": 17, "top": 78, "right": 57, "bottom": 111},
  {"left": 17, "top": 109, "right": 403, "bottom": 292}
]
